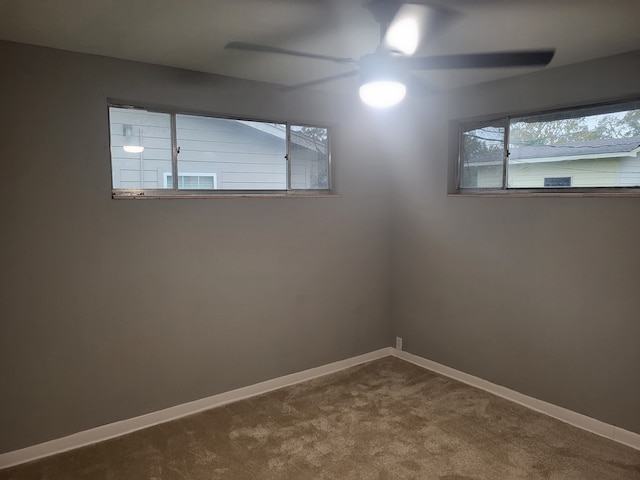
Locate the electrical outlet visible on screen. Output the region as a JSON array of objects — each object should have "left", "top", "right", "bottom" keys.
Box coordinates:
[{"left": 395, "top": 336, "right": 403, "bottom": 351}]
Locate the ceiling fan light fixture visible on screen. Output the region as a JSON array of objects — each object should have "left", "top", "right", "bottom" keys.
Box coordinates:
[
  {"left": 123, "top": 145, "right": 145, "bottom": 154},
  {"left": 122, "top": 125, "right": 145, "bottom": 153},
  {"left": 358, "top": 53, "right": 406, "bottom": 108},
  {"left": 359, "top": 80, "right": 406, "bottom": 108}
]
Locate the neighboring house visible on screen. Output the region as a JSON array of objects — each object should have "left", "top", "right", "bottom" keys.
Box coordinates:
[
  {"left": 464, "top": 136, "right": 640, "bottom": 188},
  {"left": 110, "top": 109, "right": 328, "bottom": 190}
]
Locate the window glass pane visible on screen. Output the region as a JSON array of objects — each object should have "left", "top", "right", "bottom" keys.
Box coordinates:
[
  {"left": 176, "top": 115, "right": 286, "bottom": 190},
  {"left": 195, "top": 175, "right": 215, "bottom": 189},
  {"left": 289, "top": 126, "right": 330, "bottom": 189},
  {"left": 165, "top": 174, "right": 216, "bottom": 189},
  {"left": 109, "top": 108, "right": 172, "bottom": 189},
  {"left": 460, "top": 123, "right": 505, "bottom": 188},
  {"left": 508, "top": 102, "right": 640, "bottom": 188},
  {"left": 544, "top": 177, "right": 571, "bottom": 187}
]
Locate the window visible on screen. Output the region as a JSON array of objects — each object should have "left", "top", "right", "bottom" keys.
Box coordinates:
[
  {"left": 544, "top": 177, "right": 571, "bottom": 187},
  {"left": 109, "top": 105, "right": 331, "bottom": 197},
  {"left": 164, "top": 173, "right": 217, "bottom": 189},
  {"left": 457, "top": 99, "right": 640, "bottom": 193},
  {"left": 459, "top": 121, "right": 506, "bottom": 189}
]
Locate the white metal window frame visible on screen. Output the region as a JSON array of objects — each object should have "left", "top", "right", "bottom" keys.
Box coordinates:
[
  {"left": 108, "top": 102, "right": 333, "bottom": 199},
  {"left": 454, "top": 96, "right": 640, "bottom": 196}
]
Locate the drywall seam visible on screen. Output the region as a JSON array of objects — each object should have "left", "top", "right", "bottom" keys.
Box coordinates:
[{"left": 0, "top": 347, "right": 393, "bottom": 469}]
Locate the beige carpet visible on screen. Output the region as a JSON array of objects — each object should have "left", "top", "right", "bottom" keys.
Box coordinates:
[{"left": 1, "top": 356, "right": 639, "bottom": 479}]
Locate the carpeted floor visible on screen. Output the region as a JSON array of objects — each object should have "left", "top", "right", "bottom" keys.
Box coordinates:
[{"left": 1, "top": 356, "right": 639, "bottom": 479}]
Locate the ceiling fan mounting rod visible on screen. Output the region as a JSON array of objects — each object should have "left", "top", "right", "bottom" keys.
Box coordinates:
[{"left": 379, "top": 22, "right": 388, "bottom": 46}]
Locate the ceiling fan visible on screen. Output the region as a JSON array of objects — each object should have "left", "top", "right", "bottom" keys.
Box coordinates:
[{"left": 225, "top": 0, "right": 555, "bottom": 107}]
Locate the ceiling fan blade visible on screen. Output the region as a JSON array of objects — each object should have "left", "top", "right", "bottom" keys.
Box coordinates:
[
  {"left": 403, "top": 49, "right": 555, "bottom": 69},
  {"left": 384, "top": 4, "right": 421, "bottom": 55},
  {"left": 280, "top": 71, "right": 360, "bottom": 92},
  {"left": 404, "top": 72, "right": 442, "bottom": 96},
  {"left": 412, "top": 2, "right": 461, "bottom": 42},
  {"left": 385, "top": 2, "right": 460, "bottom": 54},
  {"left": 225, "top": 42, "right": 358, "bottom": 65}
]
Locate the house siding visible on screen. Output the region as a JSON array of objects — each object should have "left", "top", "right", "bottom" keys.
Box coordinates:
[
  {"left": 475, "top": 155, "right": 640, "bottom": 189},
  {"left": 507, "top": 157, "right": 622, "bottom": 188},
  {"left": 619, "top": 155, "right": 640, "bottom": 186}
]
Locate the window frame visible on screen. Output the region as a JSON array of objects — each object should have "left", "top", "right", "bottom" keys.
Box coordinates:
[
  {"left": 108, "top": 102, "right": 333, "bottom": 199},
  {"left": 454, "top": 96, "right": 640, "bottom": 196}
]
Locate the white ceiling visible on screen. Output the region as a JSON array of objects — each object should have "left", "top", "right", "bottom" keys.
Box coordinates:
[{"left": 1, "top": 0, "right": 639, "bottom": 93}]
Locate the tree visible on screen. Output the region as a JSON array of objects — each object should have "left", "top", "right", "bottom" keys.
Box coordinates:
[
  {"left": 510, "top": 118, "right": 596, "bottom": 146},
  {"left": 460, "top": 126, "right": 504, "bottom": 188},
  {"left": 461, "top": 126, "right": 504, "bottom": 159},
  {"left": 298, "top": 126, "right": 328, "bottom": 146},
  {"left": 510, "top": 109, "right": 640, "bottom": 147},
  {"left": 292, "top": 126, "right": 329, "bottom": 189},
  {"left": 614, "top": 109, "right": 640, "bottom": 137}
]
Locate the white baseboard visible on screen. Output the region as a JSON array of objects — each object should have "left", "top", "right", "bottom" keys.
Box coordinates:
[
  {"left": 392, "top": 348, "right": 640, "bottom": 451},
  {"left": 2, "top": 346, "right": 638, "bottom": 470},
  {"left": 0, "top": 347, "right": 393, "bottom": 469}
]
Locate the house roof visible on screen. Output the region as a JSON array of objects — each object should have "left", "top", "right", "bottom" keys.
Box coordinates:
[
  {"left": 468, "top": 136, "right": 640, "bottom": 166},
  {"left": 511, "top": 136, "right": 640, "bottom": 160},
  {"left": 239, "top": 120, "right": 327, "bottom": 155}
]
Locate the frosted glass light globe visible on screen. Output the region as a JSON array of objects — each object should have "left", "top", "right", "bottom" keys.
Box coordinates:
[{"left": 359, "top": 81, "right": 407, "bottom": 108}]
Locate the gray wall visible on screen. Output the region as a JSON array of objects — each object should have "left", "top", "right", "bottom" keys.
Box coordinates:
[
  {"left": 391, "top": 50, "right": 640, "bottom": 435},
  {"left": 2, "top": 38, "right": 639, "bottom": 454},
  {"left": 0, "top": 41, "right": 392, "bottom": 453}
]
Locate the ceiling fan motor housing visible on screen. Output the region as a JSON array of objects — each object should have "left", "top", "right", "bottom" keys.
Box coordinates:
[{"left": 359, "top": 53, "right": 406, "bottom": 85}]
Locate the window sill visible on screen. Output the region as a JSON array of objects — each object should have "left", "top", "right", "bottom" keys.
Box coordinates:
[
  {"left": 450, "top": 190, "right": 640, "bottom": 198},
  {"left": 112, "top": 192, "right": 340, "bottom": 200}
]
